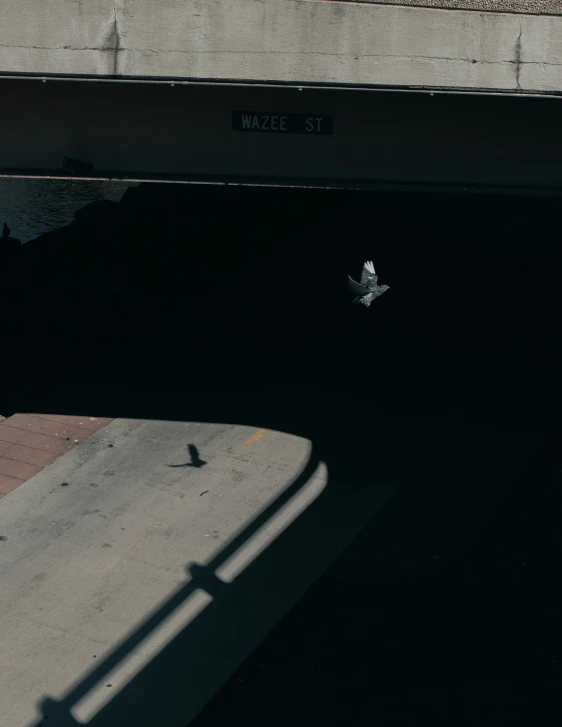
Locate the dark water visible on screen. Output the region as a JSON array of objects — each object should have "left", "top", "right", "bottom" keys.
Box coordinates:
[{"left": 0, "top": 178, "right": 133, "bottom": 243}]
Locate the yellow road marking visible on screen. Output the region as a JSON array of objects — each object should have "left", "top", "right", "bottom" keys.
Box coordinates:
[{"left": 242, "top": 428, "right": 266, "bottom": 448}]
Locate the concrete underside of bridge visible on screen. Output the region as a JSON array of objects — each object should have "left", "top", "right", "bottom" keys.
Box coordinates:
[{"left": 1, "top": 78, "right": 562, "bottom": 191}]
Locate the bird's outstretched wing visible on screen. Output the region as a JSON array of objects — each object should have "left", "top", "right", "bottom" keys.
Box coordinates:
[
  {"left": 347, "top": 275, "right": 367, "bottom": 296},
  {"left": 360, "top": 260, "right": 378, "bottom": 288}
]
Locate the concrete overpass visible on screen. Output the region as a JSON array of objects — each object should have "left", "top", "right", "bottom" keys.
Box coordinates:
[{"left": 1, "top": 0, "right": 562, "bottom": 189}]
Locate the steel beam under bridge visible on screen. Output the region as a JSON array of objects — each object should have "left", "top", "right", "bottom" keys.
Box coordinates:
[{"left": 1, "top": 78, "right": 562, "bottom": 193}]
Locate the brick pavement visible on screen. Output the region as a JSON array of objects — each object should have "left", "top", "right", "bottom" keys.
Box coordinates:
[{"left": 0, "top": 414, "right": 113, "bottom": 499}]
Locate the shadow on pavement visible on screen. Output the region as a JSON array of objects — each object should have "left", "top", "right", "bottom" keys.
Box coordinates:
[
  {"left": 167, "top": 445, "right": 208, "bottom": 469},
  {"left": 36, "top": 443, "right": 323, "bottom": 727},
  {"left": 194, "top": 422, "right": 562, "bottom": 727}
]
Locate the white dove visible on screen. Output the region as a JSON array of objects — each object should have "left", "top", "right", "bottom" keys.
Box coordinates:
[{"left": 348, "top": 260, "right": 389, "bottom": 307}]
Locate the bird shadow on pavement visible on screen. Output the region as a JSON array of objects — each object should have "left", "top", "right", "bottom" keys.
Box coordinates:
[{"left": 167, "top": 444, "right": 208, "bottom": 468}]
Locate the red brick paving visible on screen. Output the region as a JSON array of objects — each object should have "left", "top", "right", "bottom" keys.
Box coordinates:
[
  {"left": 4, "top": 414, "right": 93, "bottom": 442},
  {"left": 33, "top": 414, "right": 113, "bottom": 432},
  {"left": 0, "top": 425, "right": 74, "bottom": 454},
  {"left": 0, "top": 474, "right": 25, "bottom": 497},
  {"left": 0, "top": 443, "right": 59, "bottom": 468},
  {"left": 0, "top": 414, "right": 114, "bottom": 501},
  {"left": 0, "top": 457, "right": 41, "bottom": 481}
]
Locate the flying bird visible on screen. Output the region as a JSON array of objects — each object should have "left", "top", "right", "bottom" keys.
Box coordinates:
[{"left": 348, "top": 260, "right": 389, "bottom": 307}]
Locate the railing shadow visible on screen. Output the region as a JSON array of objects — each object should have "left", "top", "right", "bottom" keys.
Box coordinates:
[{"left": 34, "top": 442, "right": 323, "bottom": 727}]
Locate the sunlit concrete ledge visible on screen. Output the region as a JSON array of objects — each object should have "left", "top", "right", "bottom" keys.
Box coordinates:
[{"left": 1, "top": 0, "right": 562, "bottom": 93}]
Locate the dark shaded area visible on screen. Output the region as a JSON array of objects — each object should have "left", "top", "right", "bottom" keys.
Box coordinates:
[
  {"left": 196, "top": 427, "right": 562, "bottom": 727},
  {"left": 1, "top": 220, "right": 21, "bottom": 250},
  {"left": 3, "top": 183, "right": 562, "bottom": 725},
  {"left": 62, "top": 156, "right": 96, "bottom": 175},
  {"left": 0, "top": 184, "right": 361, "bottom": 414},
  {"left": 2, "top": 182, "right": 562, "bottom": 413}
]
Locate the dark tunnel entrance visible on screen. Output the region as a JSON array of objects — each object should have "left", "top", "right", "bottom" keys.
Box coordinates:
[{"left": 3, "top": 181, "right": 562, "bottom": 408}]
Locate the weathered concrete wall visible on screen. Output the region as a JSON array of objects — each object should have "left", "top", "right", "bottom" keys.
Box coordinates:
[
  {"left": 1, "top": 0, "right": 562, "bottom": 93},
  {"left": 318, "top": 0, "right": 562, "bottom": 16},
  {"left": 2, "top": 79, "right": 562, "bottom": 189}
]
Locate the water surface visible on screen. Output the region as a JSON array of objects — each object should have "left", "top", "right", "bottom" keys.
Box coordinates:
[{"left": 0, "top": 178, "right": 133, "bottom": 243}]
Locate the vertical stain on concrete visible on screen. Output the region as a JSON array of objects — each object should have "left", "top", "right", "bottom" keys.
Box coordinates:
[
  {"left": 97, "top": 1, "right": 122, "bottom": 76},
  {"left": 515, "top": 24, "right": 523, "bottom": 90}
]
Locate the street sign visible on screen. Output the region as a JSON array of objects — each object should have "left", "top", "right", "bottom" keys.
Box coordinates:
[{"left": 232, "top": 111, "right": 332, "bottom": 135}]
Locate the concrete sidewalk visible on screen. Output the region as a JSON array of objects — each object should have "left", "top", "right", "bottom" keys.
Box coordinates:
[{"left": 0, "top": 410, "right": 434, "bottom": 727}]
